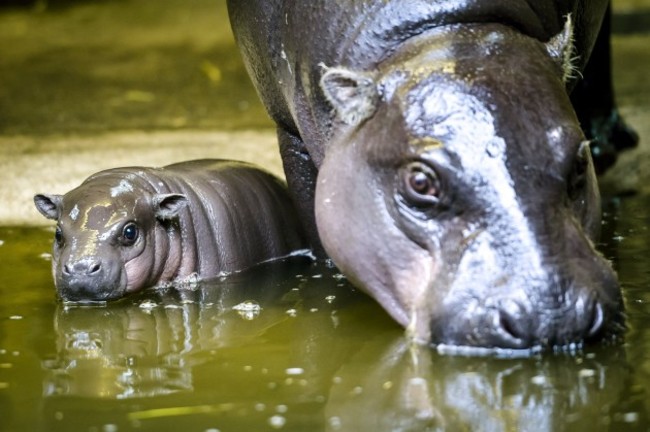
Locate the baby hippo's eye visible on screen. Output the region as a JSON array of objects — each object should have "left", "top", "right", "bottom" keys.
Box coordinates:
[
  {"left": 121, "top": 222, "right": 139, "bottom": 246},
  {"left": 400, "top": 161, "right": 441, "bottom": 207}
]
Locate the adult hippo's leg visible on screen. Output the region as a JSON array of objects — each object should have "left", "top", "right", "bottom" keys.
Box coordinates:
[
  {"left": 571, "top": 4, "right": 639, "bottom": 174},
  {"left": 277, "top": 127, "right": 325, "bottom": 256}
]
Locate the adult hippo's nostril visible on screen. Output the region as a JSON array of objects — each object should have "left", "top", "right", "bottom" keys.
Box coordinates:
[{"left": 583, "top": 298, "right": 606, "bottom": 341}]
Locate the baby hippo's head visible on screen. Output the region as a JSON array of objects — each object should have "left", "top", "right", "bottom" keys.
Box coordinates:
[{"left": 34, "top": 178, "right": 187, "bottom": 302}]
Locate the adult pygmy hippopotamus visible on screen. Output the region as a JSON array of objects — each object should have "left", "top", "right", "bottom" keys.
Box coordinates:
[
  {"left": 227, "top": 1, "right": 635, "bottom": 351},
  {"left": 34, "top": 160, "right": 307, "bottom": 302}
]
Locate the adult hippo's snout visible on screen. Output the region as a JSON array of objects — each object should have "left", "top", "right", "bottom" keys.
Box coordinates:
[
  {"left": 314, "top": 24, "right": 624, "bottom": 351},
  {"left": 427, "top": 221, "right": 621, "bottom": 350}
]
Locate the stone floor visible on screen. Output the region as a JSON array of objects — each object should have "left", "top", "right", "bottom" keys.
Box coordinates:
[{"left": 0, "top": 0, "right": 648, "bottom": 224}]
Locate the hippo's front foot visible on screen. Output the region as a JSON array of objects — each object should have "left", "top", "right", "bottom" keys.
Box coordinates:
[{"left": 586, "top": 109, "right": 639, "bottom": 174}]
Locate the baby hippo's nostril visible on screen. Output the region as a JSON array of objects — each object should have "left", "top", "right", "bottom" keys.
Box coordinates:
[{"left": 63, "top": 264, "right": 72, "bottom": 276}]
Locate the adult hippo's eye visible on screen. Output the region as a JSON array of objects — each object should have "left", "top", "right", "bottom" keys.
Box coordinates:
[
  {"left": 54, "top": 226, "right": 64, "bottom": 246},
  {"left": 120, "top": 222, "right": 139, "bottom": 246},
  {"left": 400, "top": 161, "right": 441, "bottom": 207}
]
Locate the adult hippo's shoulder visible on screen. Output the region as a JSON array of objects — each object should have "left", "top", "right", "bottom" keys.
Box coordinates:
[{"left": 34, "top": 159, "right": 308, "bottom": 302}]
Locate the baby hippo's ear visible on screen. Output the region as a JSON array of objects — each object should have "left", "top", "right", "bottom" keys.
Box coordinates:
[
  {"left": 34, "top": 194, "right": 63, "bottom": 220},
  {"left": 153, "top": 194, "right": 188, "bottom": 220}
]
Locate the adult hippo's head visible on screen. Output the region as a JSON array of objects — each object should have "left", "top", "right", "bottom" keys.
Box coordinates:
[
  {"left": 315, "top": 23, "right": 623, "bottom": 352},
  {"left": 34, "top": 177, "right": 188, "bottom": 302}
]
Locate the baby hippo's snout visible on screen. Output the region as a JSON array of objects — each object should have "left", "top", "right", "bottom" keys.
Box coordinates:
[{"left": 57, "top": 257, "right": 122, "bottom": 302}]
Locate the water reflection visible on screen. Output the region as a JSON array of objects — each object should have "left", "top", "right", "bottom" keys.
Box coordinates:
[
  {"left": 37, "top": 254, "right": 643, "bottom": 431},
  {"left": 325, "top": 338, "right": 632, "bottom": 431}
]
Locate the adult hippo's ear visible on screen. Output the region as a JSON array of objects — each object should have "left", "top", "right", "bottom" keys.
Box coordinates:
[
  {"left": 320, "top": 65, "right": 379, "bottom": 126},
  {"left": 34, "top": 194, "right": 63, "bottom": 220},
  {"left": 153, "top": 194, "right": 188, "bottom": 221},
  {"left": 545, "top": 14, "right": 576, "bottom": 83}
]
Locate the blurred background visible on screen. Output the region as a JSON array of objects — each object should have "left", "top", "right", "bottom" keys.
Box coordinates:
[{"left": 0, "top": 0, "right": 648, "bottom": 224}]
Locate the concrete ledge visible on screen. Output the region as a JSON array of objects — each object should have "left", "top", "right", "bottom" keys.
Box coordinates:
[{"left": 0, "top": 129, "right": 280, "bottom": 225}]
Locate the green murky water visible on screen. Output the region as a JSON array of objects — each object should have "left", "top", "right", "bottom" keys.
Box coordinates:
[{"left": 1, "top": 193, "right": 650, "bottom": 432}]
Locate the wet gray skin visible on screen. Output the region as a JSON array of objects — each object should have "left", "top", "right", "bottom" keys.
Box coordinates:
[
  {"left": 316, "top": 25, "right": 621, "bottom": 350},
  {"left": 227, "top": 0, "right": 624, "bottom": 351},
  {"left": 33, "top": 159, "right": 307, "bottom": 302}
]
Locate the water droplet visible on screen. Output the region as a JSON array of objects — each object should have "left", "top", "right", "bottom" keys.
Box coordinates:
[
  {"left": 275, "top": 405, "right": 288, "bottom": 414},
  {"left": 312, "top": 274, "right": 323, "bottom": 279},
  {"left": 623, "top": 412, "right": 639, "bottom": 423},
  {"left": 138, "top": 300, "right": 158, "bottom": 311},
  {"left": 382, "top": 381, "right": 393, "bottom": 390},
  {"left": 325, "top": 295, "right": 336, "bottom": 303},
  {"left": 486, "top": 139, "right": 505, "bottom": 157},
  {"left": 233, "top": 301, "right": 262, "bottom": 320},
  {"left": 39, "top": 253, "right": 51, "bottom": 261},
  {"left": 328, "top": 416, "right": 342, "bottom": 430},
  {"left": 285, "top": 367, "right": 304, "bottom": 376},
  {"left": 285, "top": 309, "right": 297, "bottom": 317},
  {"left": 103, "top": 424, "right": 118, "bottom": 432},
  {"left": 254, "top": 403, "right": 266, "bottom": 412},
  {"left": 309, "top": 308, "right": 318, "bottom": 313},
  {"left": 578, "top": 369, "right": 596, "bottom": 378},
  {"left": 268, "top": 415, "right": 286, "bottom": 429},
  {"left": 8, "top": 315, "right": 22, "bottom": 320},
  {"left": 54, "top": 411, "right": 64, "bottom": 421},
  {"left": 531, "top": 375, "right": 548, "bottom": 386},
  {"left": 332, "top": 273, "right": 346, "bottom": 281}
]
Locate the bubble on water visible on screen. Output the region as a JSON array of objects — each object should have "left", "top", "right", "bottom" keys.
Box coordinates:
[
  {"left": 205, "top": 429, "right": 220, "bottom": 432},
  {"left": 54, "top": 411, "right": 63, "bottom": 420},
  {"left": 275, "top": 404, "right": 288, "bottom": 414},
  {"left": 623, "top": 412, "right": 639, "bottom": 423},
  {"left": 578, "top": 369, "right": 596, "bottom": 378},
  {"left": 325, "top": 295, "right": 336, "bottom": 303},
  {"left": 254, "top": 403, "right": 266, "bottom": 412},
  {"left": 0, "top": 382, "right": 9, "bottom": 389},
  {"left": 103, "top": 424, "right": 118, "bottom": 432},
  {"left": 39, "top": 253, "right": 51, "bottom": 261},
  {"left": 138, "top": 300, "right": 158, "bottom": 311},
  {"left": 233, "top": 301, "right": 262, "bottom": 320},
  {"left": 328, "top": 416, "right": 342, "bottom": 430},
  {"left": 531, "top": 375, "right": 548, "bottom": 386},
  {"left": 8, "top": 315, "right": 22, "bottom": 320},
  {"left": 332, "top": 273, "right": 346, "bottom": 281},
  {"left": 0, "top": 240, "right": 4, "bottom": 246},
  {"left": 243, "top": 365, "right": 253, "bottom": 372},
  {"left": 0, "top": 363, "right": 12, "bottom": 369},
  {"left": 0, "top": 349, "right": 5, "bottom": 355},
  {"left": 285, "top": 367, "right": 304, "bottom": 376},
  {"left": 309, "top": 308, "right": 318, "bottom": 313},
  {"left": 312, "top": 274, "right": 323, "bottom": 279},
  {"left": 382, "top": 381, "right": 393, "bottom": 390},
  {"left": 268, "top": 415, "right": 286, "bottom": 429},
  {"left": 612, "top": 235, "right": 625, "bottom": 242},
  {"left": 285, "top": 309, "right": 297, "bottom": 317},
  {"left": 350, "top": 386, "right": 363, "bottom": 396}
]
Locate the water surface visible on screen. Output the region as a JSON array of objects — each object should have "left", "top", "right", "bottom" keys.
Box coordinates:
[{"left": 1, "top": 193, "right": 649, "bottom": 431}]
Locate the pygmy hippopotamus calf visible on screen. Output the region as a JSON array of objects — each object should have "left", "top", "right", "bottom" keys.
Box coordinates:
[
  {"left": 34, "top": 159, "right": 307, "bottom": 302},
  {"left": 227, "top": 1, "right": 630, "bottom": 351}
]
